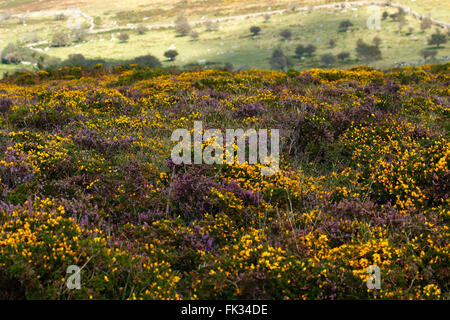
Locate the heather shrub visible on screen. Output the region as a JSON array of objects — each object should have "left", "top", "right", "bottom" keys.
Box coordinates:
[
  {"left": 169, "top": 169, "right": 218, "bottom": 221},
  {"left": 0, "top": 63, "right": 448, "bottom": 300},
  {"left": 0, "top": 96, "right": 13, "bottom": 113}
]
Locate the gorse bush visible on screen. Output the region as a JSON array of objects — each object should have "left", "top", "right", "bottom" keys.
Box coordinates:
[{"left": 0, "top": 63, "right": 448, "bottom": 300}]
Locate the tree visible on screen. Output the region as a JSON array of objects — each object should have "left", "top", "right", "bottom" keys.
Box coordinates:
[
  {"left": 118, "top": 32, "right": 129, "bottom": 42},
  {"left": 263, "top": 14, "right": 271, "bottom": 22},
  {"left": 72, "top": 28, "right": 87, "bottom": 42},
  {"left": 397, "top": 12, "right": 407, "bottom": 33},
  {"left": 420, "top": 49, "right": 437, "bottom": 60},
  {"left": 337, "top": 51, "right": 350, "bottom": 61},
  {"left": 223, "top": 62, "right": 233, "bottom": 71},
  {"left": 382, "top": 11, "right": 389, "bottom": 20},
  {"left": 372, "top": 36, "right": 381, "bottom": 47},
  {"left": 4, "top": 51, "right": 21, "bottom": 64},
  {"left": 131, "top": 54, "right": 162, "bottom": 68},
  {"left": 190, "top": 30, "right": 200, "bottom": 40},
  {"left": 321, "top": 53, "right": 336, "bottom": 66},
  {"left": 22, "top": 32, "right": 39, "bottom": 44},
  {"left": 339, "top": 20, "right": 353, "bottom": 32},
  {"left": 290, "top": 3, "right": 298, "bottom": 12},
  {"left": 420, "top": 16, "right": 432, "bottom": 32},
  {"left": 391, "top": 7, "right": 405, "bottom": 21},
  {"left": 164, "top": 49, "right": 179, "bottom": 61},
  {"left": 296, "top": 44, "right": 316, "bottom": 57},
  {"left": 54, "top": 13, "right": 66, "bottom": 21},
  {"left": 1, "top": 43, "right": 21, "bottom": 64},
  {"left": 51, "top": 31, "right": 69, "bottom": 47},
  {"left": 280, "top": 29, "right": 292, "bottom": 41},
  {"left": 356, "top": 39, "right": 382, "bottom": 63},
  {"left": 250, "top": 26, "right": 261, "bottom": 36},
  {"left": 329, "top": 39, "right": 336, "bottom": 48},
  {"left": 428, "top": 30, "right": 447, "bottom": 48},
  {"left": 204, "top": 20, "right": 218, "bottom": 32},
  {"left": 175, "top": 16, "right": 191, "bottom": 36},
  {"left": 136, "top": 25, "right": 148, "bottom": 35},
  {"left": 295, "top": 44, "right": 306, "bottom": 57},
  {"left": 66, "top": 53, "right": 86, "bottom": 66},
  {"left": 269, "top": 48, "right": 291, "bottom": 71},
  {"left": 305, "top": 44, "right": 316, "bottom": 56},
  {"left": 94, "top": 16, "right": 102, "bottom": 27}
]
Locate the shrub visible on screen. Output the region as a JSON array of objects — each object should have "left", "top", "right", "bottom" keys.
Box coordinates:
[
  {"left": 355, "top": 39, "right": 382, "bottom": 62},
  {"left": 0, "top": 96, "right": 13, "bottom": 113},
  {"left": 250, "top": 26, "right": 261, "bottom": 36},
  {"left": 269, "top": 48, "right": 291, "bottom": 71},
  {"left": 51, "top": 31, "right": 69, "bottom": 47},
  {"left": 329, "top": 39, "right": 336, "bottom": 48},
  {"left": 22, "top": 33, "right": 39, "bottom": 44},
  {"left": 372, "top": 36, "right": 381, "bottom": 47},
  {"left": 190, "top": 30, "right": 200, "bottom": 40},
  {"left": 3, "top": 51, "right": 22, "bottom": 64},
  {"left": 130, "top": 54, "right": 162, "bottom": 68},
  {"left": 164, "top": 50, "right": 178, "bottom": 61},
  {"left": 118, "top": 32, "right": 129, "bottom": 42},
  {"left": 305, "top": 44, "right": 316, "bottom": 56},
  {"left": 136, "top": 24, "right": 148, "bottom": 35},
  {"left": 337, "top": 51, "right": 350, "bottom": 61},
  {"left": 397, "top": 9, "right": 407, "bottom": 31},
  {"left": 66, "top": 53, "right": 86, "bottom": 66},
  {"left": 233, "top": 100, "right": 266, "bottom": 119},
  {"left": 170, "top": 170, "right": 218, "bottom": 221},
  {"left": 280, "top": 29, "right": 292, "bottom": 41},
  {"left": 295, "top": 44, "right": 306, "bottom": 57},
  {"left": 428, "top": 30, "right": 447, "bottom": 48},
  {"left": 94, "top": 16, "right": 102, "bottom": 27},
  {"left": 54, "top": 13, "right": 66, "bottom": 21},
  {"left": 175, "top": 16, "right": 191, "bottom": 36},
  {"left": 420, "top": 49, "right": 437, "bottom": 60},
  {"left": 321, "top": 53, "right": 336, "bottom": 66},
  {"left": 339, "top": 20, "right": 353, "bottom": 32},
  {"left": 204, "top": 20, "right": 219, "bottom": 32},
  {"left": 72, "top": 28, "right": 87, "bottom": 42},
  {"left": 420, "top": 16, "right": 432, "bottom": 32},
  {"left": 296, "top": 44, "right": 316, "bottom": 57}
]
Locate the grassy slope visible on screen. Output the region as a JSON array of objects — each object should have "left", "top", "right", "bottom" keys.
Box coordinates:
[{"left": 0, "top": 0, "right": 448, "bottom": 75}]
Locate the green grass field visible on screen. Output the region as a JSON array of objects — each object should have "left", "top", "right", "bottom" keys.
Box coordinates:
[{"left": 0, "top": 0, "right": 448, "bottom": 75}]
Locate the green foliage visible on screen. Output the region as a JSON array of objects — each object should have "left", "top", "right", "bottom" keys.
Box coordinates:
[
  {"left": 356, "top": 39, "right": 382, "bottom": 63},
  {"left": 428, "top": 30, "right": 447, "bottom": 48},
  {"left": 250, "top": 26, "right": 261, "bottom": 36},
  {"left": 51, "top": 31, "right": 70, "bottom": 47},
  {"left": 164, "top": 50, "right": 179, "bottom": 61},
  {"left": 339, "top": 19, "right": 353, "bottom": 32},
  {"left": 321, "top": 53, "right": 335, "bottom": 66},
  {"left": 118, "top": 32, "right": 130, "bottom": 42},
  {"left": 270, "top": 48, "right": 291, "bottom": 71},
  {"left": 175, "top": 16, "right": 191, "bottom": 36}
]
